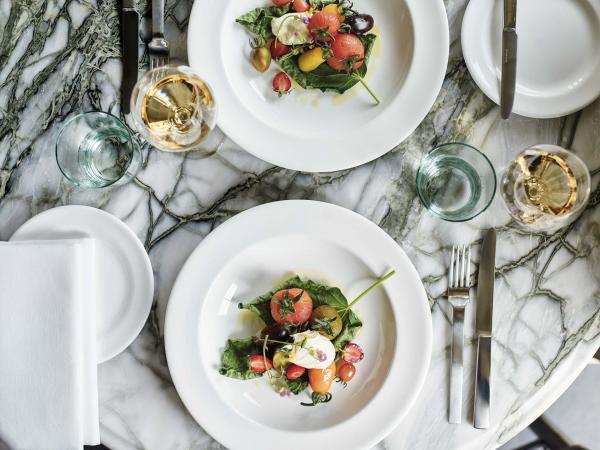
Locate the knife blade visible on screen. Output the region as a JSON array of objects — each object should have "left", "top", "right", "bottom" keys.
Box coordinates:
[
  {"left": 121, "top": 0, "right": 139, "bottom": 115},
  {"left": 473, "top": 228, "right": 496, "bottom": 429},
  {"left": 500, "top": 0, "right": 518, "bottom": 119}
]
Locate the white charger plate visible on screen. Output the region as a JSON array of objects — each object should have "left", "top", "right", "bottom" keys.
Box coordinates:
[
  {"left": 187, "top": 0, "right": 448, "bottom": 172},
  {"left": 165, "top": 200, "right": 432, "bottom": 450},
  {"left": 462, "top": 0, "right": 600, "bottom": 118},
  {"left": 10, "top": 206, "right": 154, "bottom": 364}
]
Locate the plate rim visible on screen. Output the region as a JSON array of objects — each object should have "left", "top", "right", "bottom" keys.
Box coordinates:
[
  {"left": 10, "top": 205, "right": 154, "bottom": 363},
  {"left": 165, "top": 200, "right": 432, "bottom": 450},
  {"left": 187, "top": 0, "right": 449, "bottom": 172},
  {"left": 461, "top": 0, "right": 600, "bottom": 118}
]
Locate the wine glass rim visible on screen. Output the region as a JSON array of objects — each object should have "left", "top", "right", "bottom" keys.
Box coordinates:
[
  {"left": 507, "top": 144, "right": 593, "bottom": 223},
  {"left": 129, "top": 65, "right": 218, "bottom": 153},
  {"left": 416, "top": 141, "right": 498, "bottom": 222},
  {"left": 55, "top": 111, "right": 136, "bottom": 189}
]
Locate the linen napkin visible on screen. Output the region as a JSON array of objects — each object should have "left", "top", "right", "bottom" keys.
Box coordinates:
[{"left": 0, "top": 239, "right": 100, "bottom": 450}]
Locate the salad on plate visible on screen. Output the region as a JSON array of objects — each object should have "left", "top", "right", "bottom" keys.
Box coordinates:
[
  {"left": 219, "top": 271, "right": 394, "bottom": 406},
  {"left": 236, "top": 0, "right": 379, "bottom": 103}
]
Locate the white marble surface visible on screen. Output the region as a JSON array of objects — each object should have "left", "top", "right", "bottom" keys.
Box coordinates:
[{"left": 0, "top": 0, "right": 599, "bottom": 449}]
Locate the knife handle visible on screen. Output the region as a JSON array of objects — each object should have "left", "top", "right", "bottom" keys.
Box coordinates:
[
  {"left": 474, "top": 335, "right": 492, "bottom": 429},
  {"left": 121, "top": 9, "right": 139, "bottom": 114},
  {"left": 449, "top": 305, "right": 465, "bottom": 424}
]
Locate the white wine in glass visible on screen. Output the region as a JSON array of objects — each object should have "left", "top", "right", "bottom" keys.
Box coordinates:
[
  {"left": 131, "top": 65, "right": 217, "bottom": 152},
  {"left": 501, "top": 145, "right": 591, "bottom": 232}
]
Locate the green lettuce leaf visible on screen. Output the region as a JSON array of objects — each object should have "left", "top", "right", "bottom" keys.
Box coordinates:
[
  {"left": 236, "top": 5, "right": 292, "bottom": 38},
  {"left": 238, "top": 276, "right": 362, "bottom": 350},
  {"left": 219, "top": 337, "right": 262, "bottom": 380}
]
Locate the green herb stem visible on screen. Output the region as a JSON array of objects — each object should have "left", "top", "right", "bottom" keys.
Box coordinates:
[
  {"left": 345, "top": 270, "right": 396, "bottom": 311},
  {"left": 355, "top": 75, "right": 380, "bottom": 105},
  {"left": 262, "top": 335, "right": 272, "bottom": 379}
]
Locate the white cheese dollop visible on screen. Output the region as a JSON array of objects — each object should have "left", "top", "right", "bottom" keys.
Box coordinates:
[
  {"left": 271, "top": 13, "right": 311, "bottom": 46},
  {"left": 283, "top": 330, "right": 336, "bottom": 370}
]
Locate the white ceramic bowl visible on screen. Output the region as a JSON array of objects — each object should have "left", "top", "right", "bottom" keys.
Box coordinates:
[
  {"left": 165, "top": 201, "right": 432, "bottom": 450},
  {"left": 187, "top": 0, "right": 449, "bottom": 171}
]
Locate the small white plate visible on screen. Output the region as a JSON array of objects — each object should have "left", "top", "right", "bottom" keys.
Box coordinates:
[
  {"left": 165, "top": 200, "right": 432, "bottom": 450},
  {"left": 187, "top": 0, "right": 448, "bottom": 172},
  {"left": 10, "top": 206, "right": 154, "bottom": 364},
  {"left": 462, "top": 0, "right": 600, "bottom": 118}
]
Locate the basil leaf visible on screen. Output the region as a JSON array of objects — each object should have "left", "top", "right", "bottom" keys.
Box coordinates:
[
  {"left": 333, "top": 309, "right": 361, "bottom": 350},
  {"left": 236, "top": 5, "right": 292, "bottom": 38},
  {"left": 219, "top": 338, "right": 262, "bottom": 380},
  {"left": 277, "top": 33, "right": 377, "bottom": 94}
]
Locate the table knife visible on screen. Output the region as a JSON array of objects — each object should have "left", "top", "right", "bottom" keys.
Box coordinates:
[
  {"left": 500, "top": 0, "right": 518, "bottom": 119},
  {"left": 473, "top": 229, "right": 496, "bottom": 429},
  {"left": 121, "top": 0, "right": 139, "bottom": 114}
]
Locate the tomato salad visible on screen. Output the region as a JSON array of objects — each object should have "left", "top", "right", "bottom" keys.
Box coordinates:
[
  {"left": 236, "top": 0, "right": 379, "bottom": 103},
  {"left": 219, "top": 271, "right": 394, "bottom": 406}
]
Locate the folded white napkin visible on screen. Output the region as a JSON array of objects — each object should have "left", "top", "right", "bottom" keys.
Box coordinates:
[{"left": 0, "top": 239, "right": 99, "bottom": 450}]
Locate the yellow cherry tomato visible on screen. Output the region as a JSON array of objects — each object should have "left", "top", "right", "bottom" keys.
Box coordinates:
[
  {"left": 322, "top": 4, "right": 345, "bottom": 23},
  {"left": 298, "top": 47, "right": 326, "bottom": 72},
  {"left": 308, "top": 362, "right": 336, "bottom": 394}
]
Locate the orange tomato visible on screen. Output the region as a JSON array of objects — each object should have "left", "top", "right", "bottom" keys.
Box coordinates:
[
  {"left": 322, "top": 4, "right": 345, "bottom": 23},
  {"left": 308, "top": 362, "right": 336, "bottom": 394}
]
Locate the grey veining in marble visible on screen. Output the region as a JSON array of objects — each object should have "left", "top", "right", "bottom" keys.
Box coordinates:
[{"left": 1, "top": 0, "right": 599, "bottom": 449}]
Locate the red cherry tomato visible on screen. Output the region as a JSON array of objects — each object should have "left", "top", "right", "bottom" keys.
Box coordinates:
[
  {"left": 270, "top": 287, "right": 313, "bottom": 322},
  {"left": 326, "top": 33, "right": 365, "bottom": 71},
  {"left": 308, "top": 11, "right": 341, "bottom": 41},
  {"left": 272, "top": 0, "right": 291, "bottom": 6},
  {"left": 342, "top": 342, "right": 365, "bottom": 363},
  {"left": 248, "top": 355, "right": 273, "bottom": 374},
  {"left": 286, "top": 363, "right": 306, "bottom": 380},
  {"left": 337, "top": 361, "right": 356, "bottom": 382},
  {"left": 272, "top": 72, "right": 292, "bottom": 96},
  {"left": 270, "top": 40, "right": 291, "bottom": 59},
  {"left": 292, "top": 0, "right": 310, "bottom": 12}
]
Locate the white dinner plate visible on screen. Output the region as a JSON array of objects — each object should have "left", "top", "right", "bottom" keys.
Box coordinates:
[
  {"left": 165, "top": 200, "right": 432, "bottom": 450},
  {"left": 11, "top": 206, "right": 154, "bottom": 364},
  {"left": 462, "top": 0, "right": 600, "bottom": 118},
  {"left": 187, "top": 0, "right": 448, "bottom": 172}
]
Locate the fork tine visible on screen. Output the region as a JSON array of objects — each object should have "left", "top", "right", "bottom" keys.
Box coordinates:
[
  {"left": 466, "top": 245, "right": 472, "bottom": 287},
  {"left": 458, "top": 245, "right": 465, "bottom": 287},
  {"left": 455, "top": 245, "right": 460, "bottom": 287},
  {"left": 449, "top": 246, "right": 455, "bottom": 288}
]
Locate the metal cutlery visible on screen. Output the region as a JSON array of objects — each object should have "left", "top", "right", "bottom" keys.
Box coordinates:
[
  {"left": 121, "top": 0, "right": 139, "bottom": 114},
  {"left": 474, "top": 229, "right": 497, "bottom": 429},
  {"left": 500, "top": 0, "right": 518, "bottom": 119},
  {"left": 447, "top": 244, "right": 472, "bottom": 424},
  {"left": 148, "top": 0, "right": 170, "bottom": 70}
]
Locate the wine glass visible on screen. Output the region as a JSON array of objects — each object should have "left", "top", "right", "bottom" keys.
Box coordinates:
[
  {"left": 500, "top": 145, "right": 591, "bottom": 232},
  {"left": 130, "top": 65, "right": 217, "bottom": 152}
]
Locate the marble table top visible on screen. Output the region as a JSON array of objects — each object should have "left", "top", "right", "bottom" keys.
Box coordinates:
[{"left": 1, "top": 0, "right": 599, "bottom": 449}]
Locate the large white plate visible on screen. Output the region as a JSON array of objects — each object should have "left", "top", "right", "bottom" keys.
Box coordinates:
[
  {"left": 462, "top": 0, "right": 600, "bottom": 118},
  {"left": 10, "top": 206, "right": 154, "bottom": 364},
  {"left": 165, "top": 200, "right": 432, "bottom": 450},
  {"left": 187, "top": 0, "right": 448, "bottom": 172}
]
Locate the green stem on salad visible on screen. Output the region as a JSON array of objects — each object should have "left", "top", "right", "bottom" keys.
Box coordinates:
[
  {"left": 300, "top": 392, "right": 333, "bottom": 407},
  {"left": 355, "top": 75, "right": 380, "bottom": 105},
  {"left": 341, "top": 270, "right": 396, "bottom": 317},
  {"left": 262, "top": 334, "right": 272, "bottom": 379}
]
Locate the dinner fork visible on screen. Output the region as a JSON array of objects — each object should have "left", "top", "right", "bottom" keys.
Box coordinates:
[
  {"left": 447, "top": 244, "right": 471, "bottom": 424},
  {"left": 148, "top": 0, "right": 169, "bottom": 70}
]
